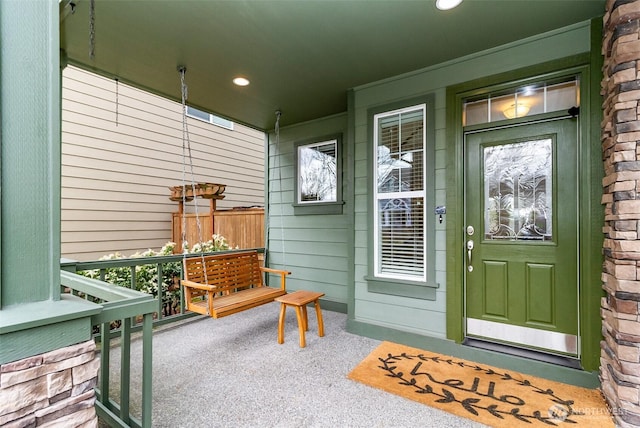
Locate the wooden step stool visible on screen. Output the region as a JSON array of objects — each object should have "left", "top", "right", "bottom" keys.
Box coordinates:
[{"left": 275, "top": 290, "right": 325, "bottom": 348}]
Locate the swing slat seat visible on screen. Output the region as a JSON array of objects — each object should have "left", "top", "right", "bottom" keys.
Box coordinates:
[{"left": 181, "top": 250, "right": 289, "bottom": 318}]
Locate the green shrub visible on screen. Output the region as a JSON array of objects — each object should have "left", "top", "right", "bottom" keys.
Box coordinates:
[{"left": 80, "top": 235, "right": 231, "bottom": 316}]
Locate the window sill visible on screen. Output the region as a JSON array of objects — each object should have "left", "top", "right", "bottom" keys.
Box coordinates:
[
  {"left": 293, "top": 201, "right": 344, "bottom": 215},
  {"left": 365, "top": 276, "right": 439, "bottom": 300}
]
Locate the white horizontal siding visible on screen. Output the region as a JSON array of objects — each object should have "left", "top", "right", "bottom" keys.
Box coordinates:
[{"left": 61, "top": 66, "right": 265, "bottom": 260}]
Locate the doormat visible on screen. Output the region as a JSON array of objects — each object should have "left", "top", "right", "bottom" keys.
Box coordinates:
[{"left": 348, "top": 342, "right": 614, "bottom": 427}]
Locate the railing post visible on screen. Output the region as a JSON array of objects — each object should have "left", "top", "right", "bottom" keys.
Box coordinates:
[
  {"left": 157, "top": 263, "right": 164, "bottom": 319},
  {"left": 130, "top": 266, "right": 137, "bottom": 290},
  {"left": 99, "top": 322, "right": 111, "bottom": 406},
  {"left": 130, "top": 265, "right": 138, "bottom": 327},
  {"left": 180, "top": 259, "right": 186, "bottom": 314},
  {"left": 120, "top": 318, "right": 131, "bottom": 424},
  {"left": 141, "top": 312, "right": 153, "bottom": 428}
]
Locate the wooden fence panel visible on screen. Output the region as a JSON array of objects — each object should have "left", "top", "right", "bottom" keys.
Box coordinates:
[
  {"left": 172, "top": 208, "right": 264, "bottom": 251},
  {"left": 171, "top": 213, "right": 213, "bottom": 252},
  {"left": 214, "top": 208, "right": 265, "bottom": 249}
]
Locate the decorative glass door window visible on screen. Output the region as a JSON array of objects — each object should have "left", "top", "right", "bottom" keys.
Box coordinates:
[
  {"left": 484, "top": 138, "right": 553, "bottom": 241},
  {"left": 297, "top": 139, "right": 338, "bottom": 203}
]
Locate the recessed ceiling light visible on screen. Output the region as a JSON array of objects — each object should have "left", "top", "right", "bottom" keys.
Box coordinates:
[
  {"left": 233, "top": 77, "right": 250, "bottom": 87},
  {"left": 436, "top": 0, "right": 463, "bottom": 10}
]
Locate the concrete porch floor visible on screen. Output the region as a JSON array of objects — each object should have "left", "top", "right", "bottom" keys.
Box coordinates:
[{"left": 105, "top": 302, "right": 486, "bottom": 427}]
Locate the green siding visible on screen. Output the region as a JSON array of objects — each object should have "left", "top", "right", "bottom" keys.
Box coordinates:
[
  {"left": 264, "top": 20, "right": 601, "bottom": 377},
  {"left": 266, "top": 114, "right": 350, "bottom": 305},
  {"left": 351, "top": 23, "right": 592, "bottom": 337}
]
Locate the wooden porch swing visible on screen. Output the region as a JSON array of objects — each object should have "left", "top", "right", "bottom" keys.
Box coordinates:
[
  {"left": 181, "top": 250, "right": 288, "bottom": 318},
  {"left": 175, "top": 67, "right": 290, "bottom": 319}
]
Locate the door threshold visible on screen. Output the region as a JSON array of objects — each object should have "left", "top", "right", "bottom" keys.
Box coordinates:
[{"left": 463, "top": 337, "right": 582, "bottom": 370}]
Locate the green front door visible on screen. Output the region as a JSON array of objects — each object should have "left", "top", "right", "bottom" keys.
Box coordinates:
[{"left": 464, "top": 117, "right": 579, "bottom": 357}]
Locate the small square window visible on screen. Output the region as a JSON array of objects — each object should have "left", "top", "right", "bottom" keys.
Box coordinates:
[
  {"left": 293, "top": 134, "right": 343, "bottom": 215},
  {"left": 186, "top": 106, "right": 210, "bottom": 122},
  {"left": 186, "top": 106, "right": 234, "bottom": 130},
  {"left": 298, "top": 140, "right": 337, "bottom": 203}
]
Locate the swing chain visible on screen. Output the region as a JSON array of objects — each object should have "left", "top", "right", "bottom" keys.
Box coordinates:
[
  {"left": 179, "top": 67, "right": 208, "bottom": 282},
  {"left": 115, "top": 78, "right": 119, "bottom": 127},
  {"left": 274, "top": 110, "right": 287, "bottom": 271},
  {"left": 89, "top": 0, "right": 96, "bottom": 59}
]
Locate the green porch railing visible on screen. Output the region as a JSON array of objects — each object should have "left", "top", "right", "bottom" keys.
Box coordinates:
[
  {"left": 61, "top": 270, "right": 156, "bottom": 428},
  {"left": 61, "top": 248, "right": 265, "bottom": 327},
  {"left": 60, "top": 248, "right": 265, "bottom": 427}
]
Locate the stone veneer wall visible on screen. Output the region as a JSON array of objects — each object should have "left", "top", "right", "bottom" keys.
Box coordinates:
[
  {"left": 601, "top": 1, "right": 640, "bottom": 427},
  {"left": 0, "top": 340, "right": 99, "bottom": 427}
]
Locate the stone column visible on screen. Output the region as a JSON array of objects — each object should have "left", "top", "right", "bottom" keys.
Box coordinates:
[
  {"left": 0, "top": 341, "right": 99, "bottom": 427},
  {"left": 601, "top": 1, "right": 640, "bottom": 426}
]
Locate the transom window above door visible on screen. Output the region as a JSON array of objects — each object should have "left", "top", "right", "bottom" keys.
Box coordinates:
[{"left": 463, "top": 78, "right": 579, "bottom": 126}]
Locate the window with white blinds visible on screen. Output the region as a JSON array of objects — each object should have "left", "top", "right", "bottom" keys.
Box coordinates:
[{"left": 373, "top": 105, "right": 426, "bottom": 281}]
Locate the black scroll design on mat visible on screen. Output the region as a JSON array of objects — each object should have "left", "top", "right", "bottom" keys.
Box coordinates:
[{"left": 378, "top": 352, "right": 582, "bottom": 425}]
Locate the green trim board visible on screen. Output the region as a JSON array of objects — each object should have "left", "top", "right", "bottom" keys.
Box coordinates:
[
  {"left": 365, "top": 276, "right": 438, "bottom": 300},
  {"left": 292, "top": 202, "right": 344, "bottom": 216},
  {"left": 0, "top": 294, "right": 101, "bottom": 364},
  {"left": 580, "top": 17, "right": 605, "bottom": 373},
  {"left": 0, "top": 318, "right": 92, "bottom": 365},
  {"left": 346, "top": 89, "right": 357, "bottom": 322},
  {"left": 0, "top": 294, "right": 101, "bottom": 335},
  {"left": 445, "top": 54, "right": 603, "bottom": 371},
  {"left": 317, "top": 299, "right": 347, "bottom": 314}
]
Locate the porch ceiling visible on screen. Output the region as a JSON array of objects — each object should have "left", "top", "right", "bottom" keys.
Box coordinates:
[{"left": 60, "top": 0, "right": 605, "bottom": 131}]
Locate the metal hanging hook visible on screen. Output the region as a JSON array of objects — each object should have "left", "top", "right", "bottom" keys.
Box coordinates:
[{"left": 275, "top": 110, "right": 282, "bottom": 133}]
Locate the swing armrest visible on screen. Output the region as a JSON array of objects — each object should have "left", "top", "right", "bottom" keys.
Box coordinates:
[
  {"left": 181, "top": 279, "right": 215, "bottom": 291},
  {"left": 260, "top": 267, "right": 291, "bottom": 291}
]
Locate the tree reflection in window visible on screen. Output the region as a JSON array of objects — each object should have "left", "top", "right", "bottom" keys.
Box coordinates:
[
  {"left": 298, "top": 139, "right": 337, "bottom": 203},
  {"left": 484, "top": 139, "right": 552, "bottom": 241}
]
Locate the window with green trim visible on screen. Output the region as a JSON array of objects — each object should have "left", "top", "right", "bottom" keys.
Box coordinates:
[
  {"left": 297, "top": 139, "right": 338, "bottom": 203},
  {"left": 366, "top": 96, "right": 436, "bottom": 299},
  {"left": 374, "top": 104, "right": 427, "bottom": 281},
  {"left": 293, "top": 134, "right": 343, "bottom": 215}
]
